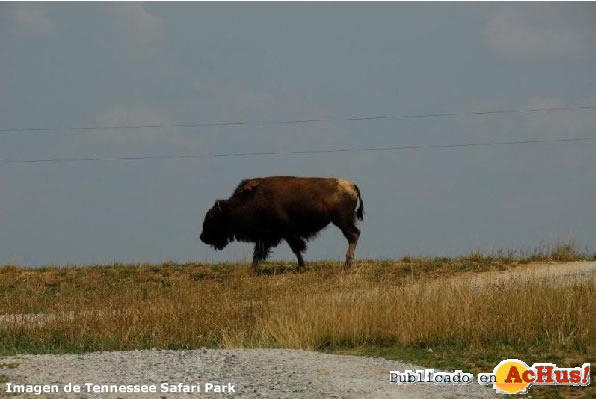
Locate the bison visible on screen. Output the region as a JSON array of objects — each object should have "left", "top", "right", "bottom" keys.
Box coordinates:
[{"left": 200, "top": 176, "right": 364, "bottom": 273}]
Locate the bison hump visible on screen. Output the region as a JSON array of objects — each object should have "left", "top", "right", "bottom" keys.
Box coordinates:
[{"left": 233, "top": 178, "right": 261, "bottom": 195}]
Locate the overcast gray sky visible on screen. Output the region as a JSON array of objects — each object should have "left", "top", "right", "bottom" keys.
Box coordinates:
[{"left": 1, "top": 3, "right": 595, "bottom": 266}]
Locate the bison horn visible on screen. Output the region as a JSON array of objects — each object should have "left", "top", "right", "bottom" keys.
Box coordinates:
[{"left": 215, "top": 199, "right": 225, "bottom": 211}]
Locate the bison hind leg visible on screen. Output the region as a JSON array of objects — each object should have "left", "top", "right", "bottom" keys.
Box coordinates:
[
  {"left": 285, "top": 236, "right": 307, "bottom": 273},
  {"left": 332, "top": 217, "right": 361, "bottom": 271}
]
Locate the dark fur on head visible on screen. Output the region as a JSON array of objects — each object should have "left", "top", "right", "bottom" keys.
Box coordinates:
[{"left": 199, "top": 199, "right": 234, "bottom": 250}]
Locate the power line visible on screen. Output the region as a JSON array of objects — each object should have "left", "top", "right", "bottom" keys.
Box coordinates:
[
  {"left": 1, "top": 104, "right": 595, "bottom": 134},
  {"left": 2, "top": 136, "right": 595, "bottom": 164}
]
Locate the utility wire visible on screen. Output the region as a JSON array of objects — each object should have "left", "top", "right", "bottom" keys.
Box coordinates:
[
  {"left": 2, "top": 136, "right": 595, "bottom": 164},
  {"left": 1, "top": 104, "right": 594, "bottom": 134}
]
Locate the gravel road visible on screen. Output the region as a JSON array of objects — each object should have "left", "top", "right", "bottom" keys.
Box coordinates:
[{"left": 1, "top": 348, "right": 495, "bottom": 398}]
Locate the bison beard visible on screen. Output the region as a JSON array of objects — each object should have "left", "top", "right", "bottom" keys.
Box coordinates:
[{"left": 200, "top": 176, "right": 364, "bottom": 273}]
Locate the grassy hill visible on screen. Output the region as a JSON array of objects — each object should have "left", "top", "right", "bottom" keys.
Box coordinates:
[{"left": 1, "top": 249, "right": 594, "bottom": 398}]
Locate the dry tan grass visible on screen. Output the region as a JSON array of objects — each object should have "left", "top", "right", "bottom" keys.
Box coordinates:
[
  {"left": 0, "top": 260, "right": 594, "bottom": 356},
  {"left": 258, "top": 276, "right": 594, "bottom": 349}
]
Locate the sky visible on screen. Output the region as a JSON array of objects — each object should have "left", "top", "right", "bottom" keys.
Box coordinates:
[{"left": 1, "top": 3, "right": 595, "bottom": 266}]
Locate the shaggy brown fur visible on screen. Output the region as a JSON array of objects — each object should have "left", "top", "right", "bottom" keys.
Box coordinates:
[{"left": 200, "top": 176, "right": 364, "bottom": 272}]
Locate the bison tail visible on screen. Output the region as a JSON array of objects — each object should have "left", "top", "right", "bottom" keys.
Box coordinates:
[{"left": 354, "top": 184, "right": 364, "bottom": 221}]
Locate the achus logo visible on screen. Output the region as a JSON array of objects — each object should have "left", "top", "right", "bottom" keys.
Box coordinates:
[{"left": 477, "top": 359, "right": 590, "bottom": 394}]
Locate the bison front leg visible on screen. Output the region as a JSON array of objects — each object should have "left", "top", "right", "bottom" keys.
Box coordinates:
[
  {"left": 252, "top": 241, "right": 264, "bottom": 274},
  {"left": 285, "top": 237, "right": 307, "bottom": 273},
  {"left": 252, "top": 240, "right": 274, "bottom": 274}
]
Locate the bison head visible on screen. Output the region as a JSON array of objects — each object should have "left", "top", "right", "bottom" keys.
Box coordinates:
[{"left": 200, "top": 199, "right": 232, "bottom": 250}]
